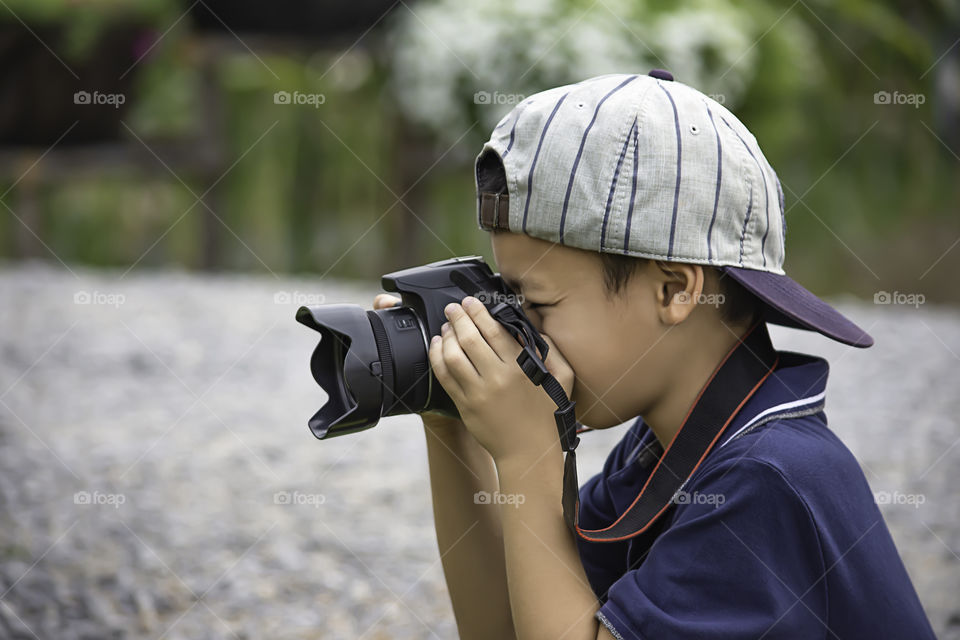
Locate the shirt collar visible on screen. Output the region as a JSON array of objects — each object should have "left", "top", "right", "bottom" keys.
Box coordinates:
[{"left": 717, "top": 349, "right": 829, "bottom": 449}]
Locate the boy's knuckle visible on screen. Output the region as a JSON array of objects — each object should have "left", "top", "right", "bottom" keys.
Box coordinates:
[
  {"left": 490, "top": 373, "right": 510, "bottom": 394},
  {"left": 473, "top": 388, "right": 490, "bottom": 406},
  {"left": 459, "top": 333, "right": 480, "bottom": 350},
  {"left": 478, "top": 318, "right": 500, "bottom": 335}
]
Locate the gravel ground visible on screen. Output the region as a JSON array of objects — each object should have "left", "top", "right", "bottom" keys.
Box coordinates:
[{"left": 0, "top": 261, "right": 957, "bottom": 639}]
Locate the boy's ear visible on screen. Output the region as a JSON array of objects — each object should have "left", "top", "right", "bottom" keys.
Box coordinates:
[{"left": 653, "top": 260, "right": 705, "bottom": 326}]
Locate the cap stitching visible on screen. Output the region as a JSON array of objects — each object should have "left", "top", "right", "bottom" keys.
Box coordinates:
[
  {"left": 775, "top": 172, "right": 787, "bottom": 266},
  {"left": 703, "top": 99, "right": 724, "bottom": 264},
  {"left": 502, "top": 98, "right": 533, "bottom": 159},
  {"left": 559, "top": 75, "right": 639, "bottom": 243},
  {"left": 615, "top": 82, "right": 657, "bottom": 255},
  {"left": 600, "top": 116, "right": 637, "bottom": 250},
  {"left": 655, "top": 81, "right": 683, "bottom": 260},
  {"left": 622, "top": 118, "right": 641, "bottom": 254},
  {"left": 521, "top": 91, "right": 570, "bottom": 234},
  {"left": 722, "top": 115, "right": 773, "bottom": 269}
]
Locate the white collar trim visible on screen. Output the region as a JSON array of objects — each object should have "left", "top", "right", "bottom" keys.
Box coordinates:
[{"left": 719, "top": 390, "right": 827, "bottom": 449}]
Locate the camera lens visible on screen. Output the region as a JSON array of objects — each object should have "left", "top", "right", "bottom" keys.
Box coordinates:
[
  {"left": 366, "top": 306, "right": 431, "bottom": 416},
  {"left": 296, "top": 303, "right": 432, "bottom": 439}
]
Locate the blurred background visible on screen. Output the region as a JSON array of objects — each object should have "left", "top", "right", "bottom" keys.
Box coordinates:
[{"left": 0, "top": 0, "right": 958, "bottom": 638}]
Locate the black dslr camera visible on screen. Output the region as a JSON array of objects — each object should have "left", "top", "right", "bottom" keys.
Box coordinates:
[{"left": 296, "top": 256, "right": 561, "bottom": 440}]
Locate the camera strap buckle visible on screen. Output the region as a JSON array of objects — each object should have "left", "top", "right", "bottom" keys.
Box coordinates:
[
  {"left": 554, "top": 402, "right": 579, "bottom": 453},
  {"left": 516, "top": 346, "right": 549, "bottom": 385}
]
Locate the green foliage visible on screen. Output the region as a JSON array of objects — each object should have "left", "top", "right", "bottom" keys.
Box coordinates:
[
  {"left": 1, "top": 0, "right": 958, "bottom": 300},
  {"left": 1, "top": 0, "right": 177, "bottom": 60}
]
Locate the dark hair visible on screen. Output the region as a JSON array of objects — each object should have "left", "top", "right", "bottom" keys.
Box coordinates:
[{"left": 598, "top": 252, "right": 762, "bottom": 328}]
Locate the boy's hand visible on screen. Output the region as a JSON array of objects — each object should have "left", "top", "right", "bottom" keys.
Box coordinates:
[{"left": 429, "top": 295, "right": 574, "bottom": 465}]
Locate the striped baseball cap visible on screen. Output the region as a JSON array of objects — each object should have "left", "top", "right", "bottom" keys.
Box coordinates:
[{"left": 475, "top": 70, "right": 874, "bottom": 348}]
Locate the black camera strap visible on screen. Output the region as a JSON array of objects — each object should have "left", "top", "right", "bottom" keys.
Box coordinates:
[{"left": 451, "top": 271, "right": 779, "bottom": 541}]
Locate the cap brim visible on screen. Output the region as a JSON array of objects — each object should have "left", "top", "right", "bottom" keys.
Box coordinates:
[{"left": 720, "top": 266, "right": 874, "bottom": 348}]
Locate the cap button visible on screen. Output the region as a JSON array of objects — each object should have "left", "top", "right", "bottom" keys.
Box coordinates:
[{"left": 648, "top": 68, "right": 674, "bottom": 81}]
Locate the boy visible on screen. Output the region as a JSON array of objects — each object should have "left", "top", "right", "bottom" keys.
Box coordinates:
[{"left": 374, "top": 71, "right": 934, "bottom": 639}]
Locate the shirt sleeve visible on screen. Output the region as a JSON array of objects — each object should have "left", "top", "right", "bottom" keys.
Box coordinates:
[
  {"left": 576, "top": 420, "right": 651, "bottom": 600},
  {"left": 576, "top": 471, "right": 631, "bottom": 600},
  {"left": 596, "top": 456, "right": 829, "bottom": 640}
]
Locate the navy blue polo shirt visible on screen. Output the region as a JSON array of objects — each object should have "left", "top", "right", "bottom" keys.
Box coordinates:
[{"left": 576, "top": 349, "right": 935, "bottom": 639}]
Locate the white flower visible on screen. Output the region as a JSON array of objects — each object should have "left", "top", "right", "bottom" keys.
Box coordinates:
[{"left": 385, "top": 0, "right": 817, "bottom": 147}]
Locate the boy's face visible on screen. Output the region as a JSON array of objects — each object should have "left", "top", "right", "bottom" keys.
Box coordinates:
[{"left": 491, "top": 231, "right": 676, "bottom": 430}]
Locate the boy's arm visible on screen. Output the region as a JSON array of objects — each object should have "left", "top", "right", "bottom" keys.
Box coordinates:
[
  {"left": 373, "top": 294, "right": 515, "bottom": 638},
  {"left": 428, "top": 298, "right": 610, "bottom": 639},
  {"left": 423, "top": 414, "right": 517, "bottom": 639},
  {"left": 496, "top": 447, "right": 609, "bottom": 640},
  {"left": 431, "top": 423, "right": 615, "bottom": 640}
]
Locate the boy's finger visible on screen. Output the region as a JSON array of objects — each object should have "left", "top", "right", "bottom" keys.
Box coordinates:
[
  {"left": 428, "top": 335, "right": 464, "bottom": 399},
  {"left": 460, "top": 296, "right": 523, "bottom": 362},
  {"left": 441, "top": 321, "right": 481, "bottom": 383},
  {"left": 373, "top": 294, "right": 401, "bottom": 310},
  {"left": 445, "top": 303, "right": 500, "bottom": 373}
]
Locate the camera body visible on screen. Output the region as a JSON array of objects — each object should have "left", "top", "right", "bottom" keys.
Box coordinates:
[{"left": 296, "top": 256, "right": 519, "bottom": 439}]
